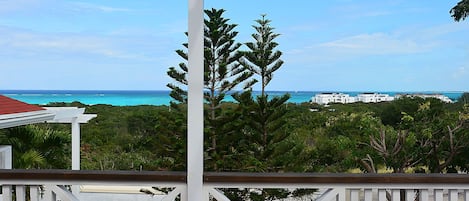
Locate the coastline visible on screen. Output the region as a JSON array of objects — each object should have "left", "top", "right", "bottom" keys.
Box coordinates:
[{"left": 0, "top": 90, "right": 465, "bottom": 106}]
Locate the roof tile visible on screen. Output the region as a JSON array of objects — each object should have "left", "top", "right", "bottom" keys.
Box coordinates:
[{"left": 0, "top": 95, "right": 45, "bottom": 115}]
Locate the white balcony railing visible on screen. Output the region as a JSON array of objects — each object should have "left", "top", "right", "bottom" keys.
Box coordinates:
[{"left": 2, "top": 170, "right": 469, "bottom": 201}]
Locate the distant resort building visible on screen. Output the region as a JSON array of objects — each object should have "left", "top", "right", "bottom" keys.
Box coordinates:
[
  {"left": 357, "top": 93, "right": 394, "bottom": 103},
  {"left": 312, "top": 93, "right": 355, "bottom": 105},
  {"left": 311, "top": 92, "right": 452, "bottom": 105},
  {"left": 395, "top": 93, "right": 453, "bottom": 103}
]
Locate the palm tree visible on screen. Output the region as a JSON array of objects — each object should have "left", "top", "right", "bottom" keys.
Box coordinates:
[{"left": 0, "top": 125, "right": 70, "bottom": 169}]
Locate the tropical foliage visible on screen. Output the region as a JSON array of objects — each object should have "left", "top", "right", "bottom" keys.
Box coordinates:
[
  {"left": 0, "top": 125, "right": 70, "bottom": 169},
  {"left": 0, "top": 5, "right": 468, "bottom": 200}
]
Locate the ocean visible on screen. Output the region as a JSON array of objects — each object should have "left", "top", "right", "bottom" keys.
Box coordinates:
[{"left": 0, "top": 90, "right": 464, "bottom": 106}]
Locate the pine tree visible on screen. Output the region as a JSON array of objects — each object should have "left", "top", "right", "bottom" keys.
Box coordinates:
[
  {"left": 167, "top": 8, "right": 254, "bottom": 170},
  {"left": 241, "top": 14, "right": 284, "bottom": 97},
  {"left": 236, "top": 15, "right": 291, "bottom": 168}
]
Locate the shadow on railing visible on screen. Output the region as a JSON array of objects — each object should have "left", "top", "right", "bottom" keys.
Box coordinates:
[{"left": 2, "top": 170, "right": 469, "bottom": 201}]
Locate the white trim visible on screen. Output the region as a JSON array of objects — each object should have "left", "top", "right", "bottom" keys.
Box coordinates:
[
  {"left": 0, "top": 112, "right": 55, "bottom": 129},
  {"left": 47, "top": 114, "right": 97, "bottom": 124},
  {"left": 45, "top": 107, "right": 96, "bottom": 124},
  {"left": 0, "top": 110, "right": 50, "bottom": 121}
]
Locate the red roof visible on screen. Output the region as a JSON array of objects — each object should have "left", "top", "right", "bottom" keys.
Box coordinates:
[{"left": 0, "top": 95, "right": 45, "bottom": 115}]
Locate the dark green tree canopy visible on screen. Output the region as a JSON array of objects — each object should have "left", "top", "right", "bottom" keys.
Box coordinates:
[
  {"left": 167, "top": 8, "right": 254, "bottom": 106},
  {"left": 241, "top": 14, "right": 283, "bottom": 96},
  {"left": 450, "top": 0, "right": 469, "bottom": 21}
]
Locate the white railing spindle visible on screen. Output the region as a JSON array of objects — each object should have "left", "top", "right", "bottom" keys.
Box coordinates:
[
  {"left": 420, "top": 189, "right": 429, "bottom": 201},
  {"left": 465, "top": 189, "right": 469, "bottom": 201},
  {"left": 364, "top": 188, "right": 373, "bottom": 201},
  {"left": 378, "top": 189, "right": 387, "bottom": 201},
  {"left": 2, "top": 185, "right": 12, "bottom": 201},
  {"left": 29, "top": 186, "right": 40, "bottom": 201},
  {"left": 434, "top": 189, "right": 444, "bottom": 201},
  {"left": 405, "top": 189, "right": 416, "bottom": 201},
  {"left": 349, "top": 189, "right": 360, "bottom": 201},
  {"left": 391, "top": 189, "right": 400, "bottom": 201},
  {"left": 449, "top": 189, "right": 459, "bottom": 201},
  {"left": 15, "top": 185, "right": 25, "bottom": 201}
]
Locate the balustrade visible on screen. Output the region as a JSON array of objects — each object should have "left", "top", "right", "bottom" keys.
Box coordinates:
[{"left": 2, "top": 170, "right": 469, "bottom": 201}]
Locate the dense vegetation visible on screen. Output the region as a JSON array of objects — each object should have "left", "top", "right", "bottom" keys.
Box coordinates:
[
  {"left": 0, "top": 5, "right": 468, "bottom": 200},
  {"left": 1, "top": 95, "right": 467, "bottom": 173}
]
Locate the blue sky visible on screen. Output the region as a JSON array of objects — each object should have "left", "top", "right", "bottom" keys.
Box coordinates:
[{"left": 1, "top": 0, "right": 468, "bottom": 92}]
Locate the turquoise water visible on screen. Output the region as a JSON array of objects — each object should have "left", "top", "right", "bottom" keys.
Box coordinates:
[{"left": 0, "top": 90, "right": 464, "bottom": 106}]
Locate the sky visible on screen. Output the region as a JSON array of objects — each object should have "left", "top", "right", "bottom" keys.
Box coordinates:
[{"left": 1, "top": 0, "right": 468, "bottom": 92}]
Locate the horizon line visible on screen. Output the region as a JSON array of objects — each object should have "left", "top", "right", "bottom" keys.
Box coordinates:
[{"left": 0, "top": 89, "right": 467, "bottom": 93}]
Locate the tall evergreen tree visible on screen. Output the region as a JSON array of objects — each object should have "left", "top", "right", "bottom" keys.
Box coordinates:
[
  {"left": 167, "top": 8, "right": 253, "bottom": 170},
  {"left": 235, "top": 15, "right": 291, "bottom": 167},
  {"left": 241, "top": 14, "right": 284, "bottom": 97}
]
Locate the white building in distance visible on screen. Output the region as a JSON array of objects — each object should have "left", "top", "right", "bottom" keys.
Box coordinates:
[
  {"left": 395, "top": 94, "right": 453, "bottom": 103},
  {"left": 311, "top": 92, "right": 452, "bottom": 105},
  {"left": 357, "top": 93, "right": 395, "bottom": 103},
  {"left": 312, "top": 93, "right": 356, "bottom": 105}
]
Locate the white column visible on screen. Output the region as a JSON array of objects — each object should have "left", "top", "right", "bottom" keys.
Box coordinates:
[
  {"left": 0, "top": 145, "right": 12, "bottom": 169},
  {"left": 187, "top": 0, "right": 204, "bottom": 201},
  {"left": 71, "top": 118, "right": 81, "bottom": 196},
  {"left": 71, "top": 118, "right": 80, "bottom": 170}
]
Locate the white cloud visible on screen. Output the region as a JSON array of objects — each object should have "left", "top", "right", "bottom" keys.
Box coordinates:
[
  {"left": 284, "top": 32, "right": 434, "bottom": 66},
  {"left": 285, "top": 21, "right": 469, "bottom": 64},
  {"left": 0, "top": 26, "right": 160, "bottom": 61},
  {"left": 318, "top": 33, "right": 434, "bottom": 55},
  {"left": 69, "top": 2, "right": 133, "bottom": 13}
]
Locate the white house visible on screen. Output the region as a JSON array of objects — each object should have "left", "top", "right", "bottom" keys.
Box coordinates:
[
  {"left": 357, "top": 93, "right": 395, "bottom": 103},
  {"left": 311, "top": 93, "right": 357, "bottom": 105},
  {"left": 395, "top": 93, "right": 453, "bottom": 103}
]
